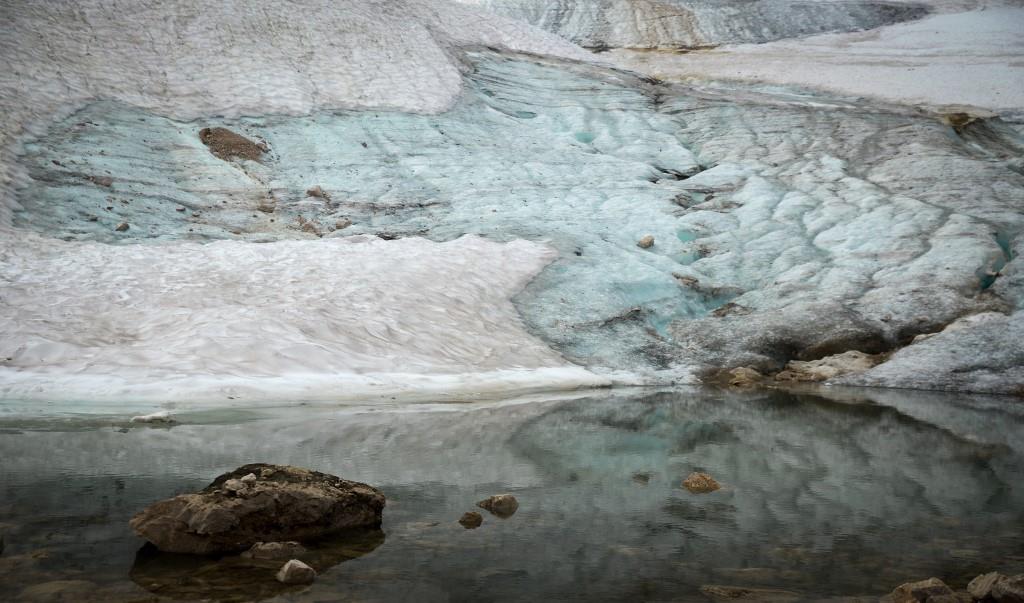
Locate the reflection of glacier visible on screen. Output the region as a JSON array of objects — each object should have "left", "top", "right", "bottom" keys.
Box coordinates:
[
  {"left": 456, "top": 0, "right": 929, "bottom": 49},
  {"left": 9, "top": 50, "right": 1023, "bottom": 393},
  {"left": 0, "top": 389, "right": 1021, "bottom": 600}
]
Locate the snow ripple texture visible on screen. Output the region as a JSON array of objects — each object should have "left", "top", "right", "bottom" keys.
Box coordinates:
[
  {"left": 455, "top": 0, "right": 929, "bottom": 49},
  {"left": 8, "top": 49, "right": 1024, "bottom": 396}
]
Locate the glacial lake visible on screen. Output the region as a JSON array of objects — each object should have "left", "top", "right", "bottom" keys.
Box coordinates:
[{"left": 1, "top": 386, "right": 1022, "bottom": 601}]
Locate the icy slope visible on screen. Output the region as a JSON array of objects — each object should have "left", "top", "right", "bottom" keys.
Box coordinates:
[
  {"left": 456, "top": 0, "right": 928, "bottom": 49},
  {"left": 610, "top": 6, "right": 1024, "bottom": 113},
  {"left": 11, "top": 48, "right": 1021, "bottom": 396},
  {"left": 0, "top": 0, "right": 589, "bottom": 226}
]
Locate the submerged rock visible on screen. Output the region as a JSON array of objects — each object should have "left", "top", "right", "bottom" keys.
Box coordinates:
[
  {"left": 130, "top": 463, "right": 385, "bottom": 554},
  {"left": 476, "top": 494, "right": 519, "bottom": 518},
  {"left": 242, "top": 541, "right": 307, "bottom": 560},
  {"left": 276, "top": 559, "right": 316, "bottom": 585},
  {"left": 682, "top": 472, "right": 721, "bottom": 493},
  {"left": 699, "top": 585, "right": 800, "bottom": 602},
  {"left": 458, "top": 511, "right": 483, "bottom": 529}
]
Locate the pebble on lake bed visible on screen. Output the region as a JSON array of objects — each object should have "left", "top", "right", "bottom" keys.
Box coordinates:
[
  {"left": 637, "top": 235, "right": 654, "bottom": 249},
  {"left": 682, "top": 472, "right": 721, "bottom": 493},
  {"left": 276, "top": 559, "right": 316, "bottom": 585},
  {"left": 458, "top": 511, "right": 483, "bottom": 529},
  {"left": 476, "top": 494, "right": 519, "bottom": 518}
]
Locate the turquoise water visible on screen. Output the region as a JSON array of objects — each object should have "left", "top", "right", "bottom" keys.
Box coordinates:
[{"left": 1, "top": 387, "right": 1021, "bottom": 601}]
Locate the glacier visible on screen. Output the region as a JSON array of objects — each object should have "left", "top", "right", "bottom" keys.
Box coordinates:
[{"left": 0, "top": 0, "right": 1022, "bottom": 405}]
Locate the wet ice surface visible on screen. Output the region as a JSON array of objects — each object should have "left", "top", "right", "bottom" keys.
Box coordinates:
[
  {"left": 9, "top": 49, "right": 1023, "bottom": 392},
  {"left": 0, "top": 387, "right": 1022, "bottom": 602}
]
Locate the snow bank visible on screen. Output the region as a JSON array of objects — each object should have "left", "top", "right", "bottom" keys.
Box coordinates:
[{"left": 0, "top": 234, "right": 608, "bottom": 403}]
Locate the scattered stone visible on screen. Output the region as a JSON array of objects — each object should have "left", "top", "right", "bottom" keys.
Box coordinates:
[
  {"left": 774, "top": 350, "right": 882, "bottom": 382},
  {"left": 727, "top": 366, "right": 762, "bottom": 387},
  {"left": 993, "top": 575, "right": 1024, "bottom": 603},
  {"left": 699, "top": 585, "right": 801, "bottom": 602},
  {"left": 199, "top": 127, "right": 266, "bottom": 162},
  {"left": 242, "top": 541, "right": 307, "bottom": 560},
  {"left": 458, "top": 512, "right": 483, "bottom": 529},
  {"left": 334, "top": 218, "right": 353, "bottom": 231},
  {"left": 257, "top": 198, "right": 276, "bottom": 213},
  {"left": 969, "top": 572, "right": 1005, "bottom": 600},
  {"left": 130, "top": 410, "right": 174, "bottom": 424},
  {"left": 711, "top": 302, "right": 751, "bottom": 318},
  {"left": 114, "top": 222, "right": 129, "bottom": 232},
  {"left": 306, "top": 186, "right": 330, "bottom": 200},
  {"left": 884, "top": 577, "right": 954, "bottom": 603},
  {"left": 130, "top": 463, "right": 385, "bottom": 554},
  {"left": 86, "top": 215, "right": 98, "bottom": 222},
  {"left": 89, "top": 175, "right": 113, "bottom": 187},
  {"left": 276, "top": 559, "right": 316, "bottom": 585},
  {"left": 476, "top": 494, "right": 519, "bottom": 518},
  {"left": 637, "top": 234, "right": 655, "bottom": 249},
  {"left": 682, "top": 472, "right": 721, "bottom": 493},
  {"left": 175, "top": 206, "right": 186, "bottom": 212},
  {"left": 240, "top": 472, "right": 257, "bottom": 484}
]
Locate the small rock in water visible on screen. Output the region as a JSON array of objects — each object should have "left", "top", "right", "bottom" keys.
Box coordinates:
[
  {"left": 458, "top": 512, "right": 483, "bottom": 529},
  {"left": 276, "top": 559, "right": 316, "bottom": 585},
  {"left": 242, "top": 541, "right": 307, "bottom": 560},
  {"left": 115, "top": 222, "right": 130, "bottom": 232},
  {"left": 130, "top": 411, "right": 174, "bottom": 424},
  {"left": 884, "top": 577, "right": 954, "bottom": 603},
  {"left": 637, "top": 234, "right": 655, "bottom": 249},
  {"left": 969, "top": 572, "right": 1005, "bottom": 600},
  {"left": 993, "top": 575, "right": 1024, "bottom": 603},
  {"left": 632, "top": 472, "right": 652, "bottom": 485},
  {"left": 682, "top": 472, "right": 721, "bottom": 493},
  {"left": 476, "top": 494, "right": 519, "bottom": 518}
]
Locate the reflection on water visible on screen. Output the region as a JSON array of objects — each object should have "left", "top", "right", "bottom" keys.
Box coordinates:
[{"left": 0, "top": 387, "right": 1022, "bottom": 601}]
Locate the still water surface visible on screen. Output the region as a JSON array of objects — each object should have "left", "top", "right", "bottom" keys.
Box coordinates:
[{"left": 1, "top": 387, "right": 1022, "bottom": 601}]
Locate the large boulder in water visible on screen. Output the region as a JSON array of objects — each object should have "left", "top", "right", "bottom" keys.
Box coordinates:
[{"left": 129, "top": 464, "right": 385, "bottom": 554}]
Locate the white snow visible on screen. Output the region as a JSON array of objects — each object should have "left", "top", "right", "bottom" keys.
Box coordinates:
[
  {"left": 608, "top": 7, "right": 1024, "bottom": 113},
  {"left": 0, "top": 234, "right": 608, "bottom": 404}
]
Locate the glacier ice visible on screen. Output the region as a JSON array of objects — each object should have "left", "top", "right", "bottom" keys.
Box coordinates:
[
  {"left": 6, "top": 48, "right": 1024, "bottom": 398},
  {"left": 456, "top": 0, "right": 929, "bottom": 49}
]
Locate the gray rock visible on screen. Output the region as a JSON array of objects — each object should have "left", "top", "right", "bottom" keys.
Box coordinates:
[
  {"left": 114, "top": 222, "right": 129, "bottom": 232},
  {"left": 969, "top": 572, "right": 1005, "bottom": 600},
  {"left": 637, "top": 234, "right": 654, "bottom": 249},
  {"left": 276, "top": 559, "right": 316, "bottom": 585},
  {"left": 130, "top": 463, "right": 385, "bottom": 554},
  {"left": 993, "top": 575, "right": 1024, "bottom": 603},
  {"left": 476, "top": 494, "right": 519, "bottom": 518},
  {"left": 884, "top": 577, "right": 954, "bottom": 603}
]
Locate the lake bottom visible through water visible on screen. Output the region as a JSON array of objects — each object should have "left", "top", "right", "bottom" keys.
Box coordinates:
[{"left": 0, "top": 386, "right": 1022, "bottom": 602}]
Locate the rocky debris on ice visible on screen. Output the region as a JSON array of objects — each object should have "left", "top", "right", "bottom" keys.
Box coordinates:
[
  {"left": 242, "top": 541, "right": 307, "bottom": 560},
  {"left": 774, "top": 351, "right": 884, "bottom": 383},
  {"left": 458, "top": 511, "right": 483, "bottom": 529},
  {"left": 682, "top": 472, "right": 720, "bottom": 493},
  {"left": 114, "top": 222, "right": 129, "bottom": 232},
  {"left": 275, "top": 559, "right": 316, "bottom": 585},
  {"left": 476, "top": 494, "right": 518, "bottom": 518},
  {"left": 199, "top": 127, "right": 266, "bottom": 162},
  {"left": 130, "top": 463, "right": 385, "bottom": 554},
  {"left": 637, "top": 234, "right": 655, "bottom": 249}
]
